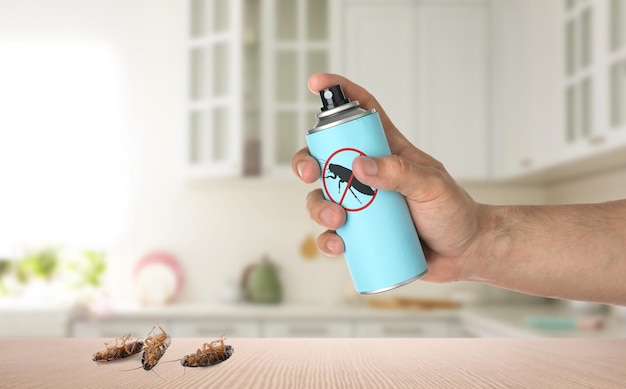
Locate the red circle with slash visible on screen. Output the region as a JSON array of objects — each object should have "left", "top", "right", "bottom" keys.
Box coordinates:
[{"left": 322, "top": 148, "right": 378, "bottom": 212}]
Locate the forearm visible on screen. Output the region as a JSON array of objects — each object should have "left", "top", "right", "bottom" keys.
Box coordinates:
[{"left": 471, "top": 200, "right": 626, "bottom": 305}]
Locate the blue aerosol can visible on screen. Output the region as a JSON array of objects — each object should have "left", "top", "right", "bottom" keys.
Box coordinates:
[{"left": 306, "top": 85, "right": 428, "bottom": 294}]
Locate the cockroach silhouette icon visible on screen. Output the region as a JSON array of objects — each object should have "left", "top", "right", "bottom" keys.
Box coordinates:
[{"left": 322, "top": 147, "right": 377, "bottom": 212}]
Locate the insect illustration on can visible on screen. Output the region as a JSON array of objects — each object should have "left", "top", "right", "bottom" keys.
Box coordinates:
[
  {"left": 141, "top": 325, "right": 171, "bottom": 371},
  {"left": 180, "top": 336, "right": 234, "bottom": 368},
  {"left": 92, "top": 333, "right": 144, "bottom": 362},
  {"left": 325, "top": 163, "right": 376, "bottom": 204}
]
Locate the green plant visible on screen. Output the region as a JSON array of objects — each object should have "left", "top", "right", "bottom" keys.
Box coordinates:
[
  {"left": 16, "top": 248, "right": 59, "bottom": 283},
  {"left": 65, "top": 250, "right": 107, "bottom": 288},
  {"left": 0, "top": 259, "right": 11, "bottom": 296}
]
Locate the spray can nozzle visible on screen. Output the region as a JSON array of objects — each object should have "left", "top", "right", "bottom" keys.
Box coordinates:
[{"left": 319, "top": 85, "right": 350, "bottom": 111}]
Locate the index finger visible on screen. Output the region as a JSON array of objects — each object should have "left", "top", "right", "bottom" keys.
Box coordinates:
[{"left": 308, "top": 73, "right": 411, "bottom": 154}]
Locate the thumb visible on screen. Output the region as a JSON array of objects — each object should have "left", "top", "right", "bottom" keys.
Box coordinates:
[{"left": 352, "top": 155, "right": 450, "bottom": 203}]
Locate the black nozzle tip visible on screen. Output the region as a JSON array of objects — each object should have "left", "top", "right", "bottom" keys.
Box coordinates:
[{"left": 319, "top": 85, "right": 350, "bottom": 111}]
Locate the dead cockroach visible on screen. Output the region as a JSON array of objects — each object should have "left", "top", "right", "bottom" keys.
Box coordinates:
[
  {"left": 92, "top": 333, "right": 144, "bottom": 362},
  {"left": 180, "top": 337, "right": 234, "bottom": 367},
  {"left": 141, "top": 325, "right": 171, "bottom": 371}
]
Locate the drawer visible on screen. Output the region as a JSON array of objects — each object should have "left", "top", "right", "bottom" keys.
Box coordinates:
[
  {"left": 262, "top": 320, "right": 352, "bottom": 338},
  {"left": 353, "top": 319, "right": 455, "bottom": 338},
  {"left": 0, "top": 312, "right": 67, "bottom": 337},
  {"left": 70, "top": 320, "right": 162, "bottom": 338},
  {"left": 169, "top": 320, "right": 261, "bottom": 338}
]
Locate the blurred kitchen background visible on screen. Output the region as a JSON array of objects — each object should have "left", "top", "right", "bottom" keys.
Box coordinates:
[{"left": 1, "top": 0, "right": 626, "bottom": 338}]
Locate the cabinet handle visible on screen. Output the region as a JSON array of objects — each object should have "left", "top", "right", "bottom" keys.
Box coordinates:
[
  {"left": 588, "top": 135, "right": 606, "bottom": 146},
  {"left": 382, "top": 326, "right": 423, "bottom": 336},
  {"left": 288, "top": 326, "right": 328, "bottom": 336}
]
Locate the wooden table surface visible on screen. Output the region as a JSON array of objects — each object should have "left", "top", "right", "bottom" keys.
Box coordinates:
[{"left": 1, "top": 338, "right": 625, "bottom": 388}]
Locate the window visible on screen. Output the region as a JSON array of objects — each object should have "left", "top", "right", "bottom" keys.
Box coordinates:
[{"left": 0, "top": 42, "right": 131, "bottom": 252}]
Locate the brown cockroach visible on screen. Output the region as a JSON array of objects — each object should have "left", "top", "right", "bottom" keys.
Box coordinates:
[
  {"left": 180, "top": 337, "right": 234, "bottom": 367},
  {"left": 141, "top": 325, "right": 171, "bottom": 371},
  {"left": 92, "top": 333, "right": 144, "bottom": 362}
]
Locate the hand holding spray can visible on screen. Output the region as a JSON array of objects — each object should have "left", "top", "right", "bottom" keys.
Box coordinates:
[{"left": 306, "top": 85, "right": 428, "bottom": 294}]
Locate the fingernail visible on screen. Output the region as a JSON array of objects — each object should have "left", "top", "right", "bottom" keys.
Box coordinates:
[
  {"left": 326, "top": 239, "right": 343, "bottom": 257},
  {"left": 326, "top": 239, "right": 341, "bottom": 255},
  {"left": 358, "top": 156, "right": 378, "bottom": 176},
  {"left": 296, "top": 161, "right": 306, "bottom": 178}
]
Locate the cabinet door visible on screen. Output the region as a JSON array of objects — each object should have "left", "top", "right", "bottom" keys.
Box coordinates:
[
  {"left": 416, "top": 2, "right": 488, "bottom": 180},
  {"left": 262, "top": 319, "right": 352, "bottom": 338},
  {"left": 559, "top": 0, "right": 626, "bottom": 173},
  {"left": 353, "top": 319, "right": 456, "bottom": 338},
  {"left": 491, "top": 0, "right": 563, "bottom": 180},
  {"left": 169, "top": 319, "right": 261, "bottom": 338},
  {"left": 340, "top": 0, "right": 416, "bottom": 137},
  {"left": 0, "top": 311, "right": 67, "bottom": 337},
  {"left": 338, "top": 0, "right": 488, "bottom": 181},
  {"left": 261, "top": 0, "right": 333, "bottom": 177},
  {"left": 184, "top": 0, "right": 244, "bottom": 178},
  {"left": 70, "top": 320, "right": 162, "bottom": 338}
]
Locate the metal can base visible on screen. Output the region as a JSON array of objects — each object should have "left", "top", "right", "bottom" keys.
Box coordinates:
[{"left": 358, "top": 269, "right": 428, "bottom": 295}]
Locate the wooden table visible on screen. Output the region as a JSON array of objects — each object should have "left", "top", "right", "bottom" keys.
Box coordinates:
[{"left": 1, "top": 338, "right": 625, "bottom": 388}]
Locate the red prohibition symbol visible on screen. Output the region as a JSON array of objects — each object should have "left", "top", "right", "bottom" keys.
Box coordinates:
[{"left": 322, "top": 148, "right": 378, "bottom": 212}]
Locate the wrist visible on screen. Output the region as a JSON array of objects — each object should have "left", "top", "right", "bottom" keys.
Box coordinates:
[{"left": 462, "top": 204, "right": 513, "bottom": 284}]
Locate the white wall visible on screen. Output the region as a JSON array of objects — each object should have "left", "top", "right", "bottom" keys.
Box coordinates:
[{"left": 545, "top": 165, "right": 626, "bottom": 204}]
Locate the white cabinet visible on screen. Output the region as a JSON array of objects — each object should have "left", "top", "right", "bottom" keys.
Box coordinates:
[
  {"left": 260, "top": 0, "right": 335, "bottom": 177},
  {"left": 354, "top": 319, "right": 463, "bottom": 338},
  {"left": 340, "top": 0, "right": 417, "bottom": 139},
  {"left": 335, "top": 0, "right": 489, "bottom": 181},
  {"left": 416, "top": 1, "right": 489, "bottom": 181},
  {"left": 490, "top": 0, "right": 562, "bottom": 179},
  {"left": 491, "top": 0, "right": 626, "bottom": 181},
  {"left": 184, "top": 0, "right": 244, "bottom": 178},
  {"left": 71, "top": 318, "right": 260, "bottom": 338},
  {"left": 169, "top": 319, "right": 260, "bottom": 337},
  {"left": 66, "top": 307, "right": 465, "bottom": 338},
  {"left": 71, "top": 319, "right": 160, "bottom": 338},
  {"left": 558, "top": 0, "right": 626, "bottom": 170},
  {"left": 184, "top": 0, "right": 334, "bottom": 179},
  {"left": 262, "top": 319, "right": 352, "bottom": 338},
  {"left": 0, "top": 310, "right": 67, "bottom": 337}
]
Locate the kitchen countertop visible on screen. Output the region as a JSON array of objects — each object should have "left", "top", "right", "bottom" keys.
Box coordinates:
[{"left": 1, "top": 338, "right": 625, "bottom": 388}]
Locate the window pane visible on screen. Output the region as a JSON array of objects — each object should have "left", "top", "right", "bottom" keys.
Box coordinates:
[
  {"left": 190, "top": 110, "right": 211, "bottom": 163},
  {"left": 566, "top": 0, "right": 576, "bottom": 11},
  {"left": 566, "top": 20, "right": 576, "bottom": 76},
  {"left": 610, "top": 0, "right": 626, "bottom": 52},
  {"left": 306, "top": 50, "right": 328, "bottom": 103},
  {"left": 213, "top": 0, "right": 229, "bottom": 33},
  {"left": 190, "top": 0, "right": 207, "bottom": 37},
  {"left": 306, "top": 0, "right": 327, "bottom": 40},
  {"left": 581, "top": 78, "right": 592, "bottom": 137},
  {"left": 276, "top": 112, "right": 298, "bottom": 164},
  {"left": 277, "top": 0, "right": 297, "bottom": 40},
  {"left": 213, "top": 107, "right": 229, "bottom": 162},
  {"left": 276, "top": 51, "right": 297, "bottom": 102},
  {"left": 190, "top": 48, "right": 209, "bottom": 100},
  {"left": 213, "top": 42, "right": 229, "bottom": 97},
  {"left": 566, "top": 86, "right": 577, "bottom": 142},
  {"left": 610, "top": 61, "right": 626, "bottom": 128},
  {"left": 580, "top": 8, "right": 592, "bottom": 69}
]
